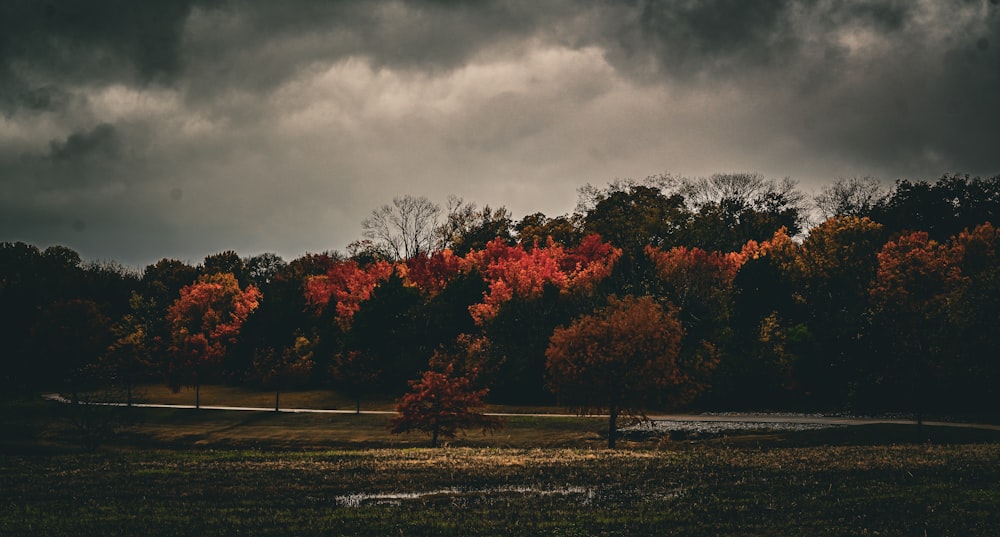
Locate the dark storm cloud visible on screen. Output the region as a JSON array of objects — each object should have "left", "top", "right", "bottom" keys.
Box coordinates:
[
  {"left": 0, "top": 1, "right": 199, "bottom": 81},
  {"left": 1, "top": 0, "right": 998, "bottom": 267},
  {"left": 48, "top": 123, "right": 120, "bottom": 161}
]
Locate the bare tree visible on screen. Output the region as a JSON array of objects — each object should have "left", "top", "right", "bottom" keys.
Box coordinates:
[
  {"left": 362, "top": 195, "right": 442, "bottom": 260},
  {"left": 814, "top": 176, "right": 887, "bottom": 219}
]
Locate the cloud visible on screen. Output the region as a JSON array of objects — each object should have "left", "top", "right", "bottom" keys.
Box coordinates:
[
  {"left": 0, "top": 0, "right": 998, "bottom": 267},
  {"left": 48, "top": 123, "right": 120, "bottom": 161}
]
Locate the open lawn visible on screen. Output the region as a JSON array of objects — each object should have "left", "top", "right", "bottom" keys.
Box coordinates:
[{"left": 2, "top": 393, "right": 999, "bottom": 536}]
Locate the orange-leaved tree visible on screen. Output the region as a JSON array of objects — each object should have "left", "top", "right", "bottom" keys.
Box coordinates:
[
  {"left": 303, "top": 259, "right": 393, "bottom": 329},
  {"left": 869, "top": 231, "right": 960, "bottom": 422},
  {"left": 389, "top": 363, "right": 502, "bottom": 447},
  {"left": 166, "top": 272, "right": 261, "bottom": 408},
  {"left": 546, "top": 295, "right": 704, "bottom": 448}
]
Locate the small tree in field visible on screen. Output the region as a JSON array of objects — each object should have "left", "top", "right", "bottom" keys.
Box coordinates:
[
  {"left": 389, "top": 365, "right": 502, "bottom": 447},
  {"left": 546, "top": 295, "right": 705, "bottom": 449},
  {"left": 251, "top": 334, "right": 315, "bottom": 412}
]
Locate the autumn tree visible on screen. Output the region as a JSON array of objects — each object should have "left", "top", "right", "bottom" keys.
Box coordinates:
[
  {"left": 945, "top": 223, "right": 1000, "bottom": 411},
  {"left": 329, "top": 349, "right": 382, "bottom": 414},
  {"left": 362, "top": 195, "right": 442, "bottom": 260},
  {"left": 868, "top": 232, "right": 959, "bottom": 421},
  {"left": 389, "top": 364, "right": 502, "bottom": 447},
  {"left": 546, "top": 295, "right": 707, "bottom": 448},
  {"left": 165, "top": 272, "right": 261, "bottom": 408},
  {"left": 794, "top": 216, "right": 886, "bottom": 407},
  {"left": 101, "top": 295, "right": 155, "bottom": 406}
]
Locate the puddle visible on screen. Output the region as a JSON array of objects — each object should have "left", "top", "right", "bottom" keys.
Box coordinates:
[
  {"left": 619, "top": 419, "right": 845, "bottom": 440},
  {"left": 333, "top": 485, "right": 594, "bottom": 507}
]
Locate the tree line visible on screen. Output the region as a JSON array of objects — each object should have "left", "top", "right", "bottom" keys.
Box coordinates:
[{"left": 2, "top": 173, "right": 998, "bottom": 425}]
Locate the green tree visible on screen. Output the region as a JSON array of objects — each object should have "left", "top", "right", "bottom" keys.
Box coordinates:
[
  {"left": 28, "top": 299, "right": 113, "bottom": 399},
  {"left": 873, "top": 174, "right": 1000, "bottom": 242},
  {"left": 579, "top": 179, "right": 691, "bottom": 256},
  {"left": 436, "top": 196, "right": 515, "bottom": 255},
  {"left": 681, "top": 173, "right": 807, "bottom": 252},
  {"left": 515, "top": 212, "right": 584, "bottom": 247},
  {"left": 250, "top": 334, "right": 315, "bottom": 412},
  {"left": 795, "top": 216, "right": 886, "bottom": 408}
]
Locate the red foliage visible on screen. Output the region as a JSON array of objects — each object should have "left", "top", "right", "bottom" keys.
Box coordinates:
[
  {"left": 304, "top": 260, "right": 393, "bottom": 328},
  {"left": 166, "top": 272, "right": 261, "bottom": 391},
  {"left": 389, "top": 364, "right": 503, "bottom": 447},
  {"left": 546, "top": 295, "right": 687, "bottom": 412},
  {"left": 870, "top": 231, "right": 959, "bottom": 310},
  {"left": 647, "top": 245, "right": 742, "bottom": 293},
  {"left": 950, "top": 222, "right": 1000, "bottom": 277},
  {"left": 402, "top": 249, "right": 465, "bottom": 296},
  {"left": 464, "top": 236, "right": 620, "bottom": 324}
]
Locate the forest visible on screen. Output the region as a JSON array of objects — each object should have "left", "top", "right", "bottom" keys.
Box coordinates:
[{"left": 2, "top": 172, "right": 999, "bottom": 419}]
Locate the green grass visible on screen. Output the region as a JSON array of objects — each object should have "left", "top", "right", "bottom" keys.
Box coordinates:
[{"left": 3, "top": 394, "right": 999, "bottom": 536}]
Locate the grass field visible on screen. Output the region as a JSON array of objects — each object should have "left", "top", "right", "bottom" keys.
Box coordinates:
[{"left": 3, "top": 390, "right": 1000, "bottom": 536}]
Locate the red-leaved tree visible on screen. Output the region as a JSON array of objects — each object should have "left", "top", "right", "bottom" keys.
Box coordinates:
[
  {"left": 166, "top": 272, "right": 261, "bottom": 408},
  {"left": 304, "top": 259, "right": 393, "bottom": 329},
  {"left": 389, "top": 364, "right": 502, "bottom": 447}
]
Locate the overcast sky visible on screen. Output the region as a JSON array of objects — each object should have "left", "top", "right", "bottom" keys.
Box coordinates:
[{"left": 2, "top": 0, "right": 998, "bottom": 268}]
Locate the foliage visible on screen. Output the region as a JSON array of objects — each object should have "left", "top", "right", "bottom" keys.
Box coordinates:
[
  {"left": 867, "top": 231, "right": 959, "bottom": 415},
  {"left": 304, "top": 259, "right": 393, "bottom": 329},
  {"left": 681, "top": 173, "right": 807, "bottom": 251},
  {"left": 465, "top": 235, "right": 620, "bottom": 324},
  {"left": 546, "top": 295, "right": 706, "bottom": 448},
  {"left": 165, "top": 273, "right": 261, "bottom": 403},
  {"left": 578, "top": 177, "right": 690, "bottom": 255},
  {"left": 389, "top": 365, "right": 503, "bottom": 447},
  {"left": 28, "top": 299, "right": 114, "bottom": 394},
  {"left": 515, "top": 212, "right": 584, "bottom": 247},
  {"left": 250, "top": 334, "right": 315, "bottom": 410},
  {"left": 5, "top": 174, "right": 1000, "bottom": 418},
  {"left": 873, "top": 173, "right": 1000, "bottom": 241},
  {"left": 436, "top": 195, "right": 515, "bottom": 255}
]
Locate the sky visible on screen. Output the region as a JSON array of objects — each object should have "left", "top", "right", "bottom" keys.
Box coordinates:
[{"left": 2, "top": 0, "right": 998, "bottom": 269}]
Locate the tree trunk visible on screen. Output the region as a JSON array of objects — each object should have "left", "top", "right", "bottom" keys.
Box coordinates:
[
  {"left": 195, "top": 383, "right": 201, "bottom": 410},
  {"left": 356, "top": 397, "right": 361, "bottom": 415},
  {"left": 275, "top": 389, "right": 280, "bottom": 412},
  {"left": 431, "top": 426, "right": 439, "bottom": 448},
  {"left": 608, "top": 401, "right": 618, "bottom": 449}
]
